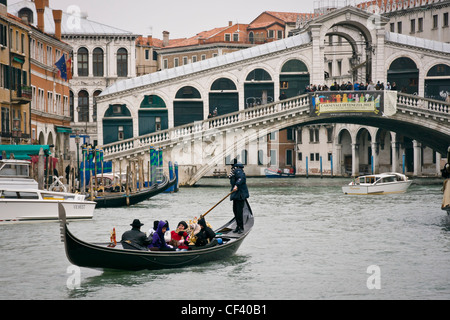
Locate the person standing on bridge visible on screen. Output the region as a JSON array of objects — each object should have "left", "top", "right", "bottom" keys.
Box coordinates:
[{"left": 229, "top": 159, "right": 249, "bottom": 234}]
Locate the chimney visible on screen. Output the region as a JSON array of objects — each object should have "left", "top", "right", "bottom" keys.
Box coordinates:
[
  {"left": 52, "top": 9, "right": 62, "bottom": 40},
  {"left": 35, "top": 0, "right": 45, "bottom": 32},
  {"left": 163, "top": 31, "right": 169, "bottom": 47},
  {"left": 147, "top": 35, "right": 152, "bottom": 46},
  {"left": 229, "top": 21, "right": 232, "bottom": 27}
]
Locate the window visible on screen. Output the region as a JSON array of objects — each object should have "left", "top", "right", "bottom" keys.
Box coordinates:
[
  {"left": 233, "top": 33, "right": 239, "bottom": 42},
  {"left": 77, "top": 47, "right": 88, "bottom": 76},
  {"left": 309, "top": 128, "right": 319, "bottom": 143},
  {"left": 286, "top": 149, "right": 293, "bottom": 166},
  {"left": 78, "top": 90, "right": 89, "bottom": 122},
  {"left": 174, "top": 57, "right": 179, "bottom": 67},
  {"left": 201, "top": 54, "right": 206, "bottom": 60},
  {"left": 224, "top": 33, "right": 231, "bottom": 41},
  {"left": 145, "top": 49, "right": 150, "bottom": 60},
  {"left": 298, "top": 152, "right": 302, "bottom": 161},
  {"left": 118, "top": 126, "right": 124, "bottom": 141},
  {"left": 326, "top": 127, "right": 333, "bottom": 143},
  {"left": 287, "top": 128, "right": 294, "bottom": 141},
  {"left": 310, "top": 153, "right": 314, "bottom": 161},
  {"left": 270, "top": 150, "right": 277, "bottom": 166},
  {"left": 163, "top": 59, "right": 168, "bottom": 69},
  {"left": 93, "top": 48, "right": 104, "bottom": 77},
  {"left": 433, "top": 15, "right": 438, "bottom": 29},
  {"left": 47, "top": 46, "right": 52, "bottom": 65},
  {"left": 269, "top": 131, "right": 277, "bottom": 141},
  {"left": 277, "top": 30, "right": 283, "bottom": 39},
  {"left": 117, "top": 48, "right": 128, "bottom": 77},
  {"left": 268, "top": 30, "right": 275, "bottom": 39},
  {"left": 410, "top": 19, "right": 415, "bottom": 33},
  {"left": 0, "top": 24, "right": 6, "bottom": 46},
  {"left": 397, "top": 21, "right": 402, "bottom": 34},
  {"left": 47, "top": 92, "right": 53, "bottom": 113},
  {"left": 390, "top": 23, "right": 395, "bottom": 32},
  {"left": 444, "top": 13, "right": 449, "bottom": 28},
  {"left": 1, "top": 107, "right": 9, "bottom": 133},
  {"left": 155, "top": 117, "right": 161, "bottom": 131},
  {"left": 192, "top": 55, "right": 197, "bottom": 63},
  {"left": 418, "top": 18, "right": 423, "bottom": 32},
  {"left": 183, "top": 56, "right": 188, "bottom": 65}
]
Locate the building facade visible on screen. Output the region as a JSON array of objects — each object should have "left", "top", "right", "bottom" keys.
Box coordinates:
[
  {"left": 0, "top": 1, "right": 32, "bottom": 145},
  {"left": 27, "top": 1, "right": 72, "bottom": 158},
  {"left": 9, "top": 0, "right": 139, "bottom": 161}
]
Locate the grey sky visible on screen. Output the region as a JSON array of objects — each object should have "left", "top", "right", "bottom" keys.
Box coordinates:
[{"left": 10, "top": 0, "right": 317, "bottom": 38}]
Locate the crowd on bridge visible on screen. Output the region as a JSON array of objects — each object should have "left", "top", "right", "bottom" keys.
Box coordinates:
[{"left": 303, "top": 80, "right": 399, "bottom": 93}]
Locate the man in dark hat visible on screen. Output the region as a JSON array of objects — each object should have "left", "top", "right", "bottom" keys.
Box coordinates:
[
  {"left": 121, "top": 219, "right": 151, "bottom": 250},
  {"left": 229, "top": 159, "right": 249, "bottom": 234}
]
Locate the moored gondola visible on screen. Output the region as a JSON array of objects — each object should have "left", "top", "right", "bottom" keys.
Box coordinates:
[
  {"left": 93, "top": 174, "right": 177, "bottom": 208},
  {"left": 58, "top": 200, "right": 254, "bottom": 271}
]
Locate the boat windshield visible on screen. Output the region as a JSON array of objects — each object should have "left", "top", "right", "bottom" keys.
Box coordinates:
[
  {"left": 0, "top": 190, "right": 39, "bottom": 199},
  {"left": 0, "top": 162, "right": 30, "bottom": 178}
]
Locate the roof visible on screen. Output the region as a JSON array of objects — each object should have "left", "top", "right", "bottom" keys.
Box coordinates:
[
  {"left": 100, "top": 31, "right": 312, "bottom": 98},
  {"left": 8, "top": 0, "right": 135, "bottom": 36}
]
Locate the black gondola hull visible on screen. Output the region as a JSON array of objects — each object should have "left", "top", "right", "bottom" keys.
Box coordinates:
[
  {"left": 93, "top": 176, "right": 177, "bottom": 208},
  {"left": 59, "top": 200, "right": 254, "bottom": 271}
]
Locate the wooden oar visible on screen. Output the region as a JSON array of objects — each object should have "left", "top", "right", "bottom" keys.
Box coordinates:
[{"left": 200, "top": 189, "right": 236, "bottom": 219}]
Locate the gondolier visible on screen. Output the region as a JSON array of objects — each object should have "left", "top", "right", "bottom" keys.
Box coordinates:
[{"left": 229, "top": 159, "right": 249, "bottom": 234}]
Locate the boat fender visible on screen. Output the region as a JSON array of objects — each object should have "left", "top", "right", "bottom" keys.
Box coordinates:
[{"left": 217, "top": 238, "right": 223, "bottom": 245}]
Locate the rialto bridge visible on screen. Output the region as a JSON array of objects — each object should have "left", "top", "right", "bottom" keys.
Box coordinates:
[{"left": 95, "top": 6, "right": 450, "bottom": 186}]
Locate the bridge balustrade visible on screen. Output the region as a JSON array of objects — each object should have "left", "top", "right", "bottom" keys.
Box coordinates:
[{"left": 102, "top": 92, "right": 449, "bottom": 161}]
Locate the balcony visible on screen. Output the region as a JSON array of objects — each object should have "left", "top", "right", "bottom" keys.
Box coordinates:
[{"left": 11, "top": 85, "right": 32, "bottom": 104}]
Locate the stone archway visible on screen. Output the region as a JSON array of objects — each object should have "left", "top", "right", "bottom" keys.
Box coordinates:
[{"left": 308, "top": 6, "right": 389, "bottom": 85}]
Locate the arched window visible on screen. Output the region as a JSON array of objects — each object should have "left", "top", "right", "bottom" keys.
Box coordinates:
[
  {"left": 93, "top": 48, "right": 104, "bottom": 77},
  {"left": 117, "top": 48, "right": 128, "bottom": 77},
  {"left": 249, "top": 32, "right": 254, "bottom": 44},
  {"left": 77, "top": 48, "right": 89, "bottom": 77},
  {"left": 77, "top": 90, "right": 89, "bottom": 122}
]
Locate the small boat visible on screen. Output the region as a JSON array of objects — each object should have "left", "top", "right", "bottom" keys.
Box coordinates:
[
  {"left": 92, "top": 174, "right": 177, "bottom": 208},
  {"left": 0, "top": 159, "right": 95, "bottom": 222},
  {"left": 264, "top": 167, "right": 295, "bottom": 178},
  {"left": 58, "top": 200, "right": 254, "bottom": 271},
  {"left": 342, "top": 172, "right": 412, "bottom": 195}
]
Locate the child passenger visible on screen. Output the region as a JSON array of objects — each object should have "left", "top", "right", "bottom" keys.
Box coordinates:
[
  {"left": 149, "top": 220, "right": 175, "bottom": 251},
  {"left": 171, "top": 221, "right": 190, "bottom": 251}
]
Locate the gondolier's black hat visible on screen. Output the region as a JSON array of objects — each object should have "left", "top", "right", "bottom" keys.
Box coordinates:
[{"left": 131, "top": 219, "right": 144, "bottom": 228}]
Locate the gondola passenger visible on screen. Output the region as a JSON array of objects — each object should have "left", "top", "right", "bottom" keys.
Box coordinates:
[
  {"left": 171, "top": 221, "right": 190, "bottom": 251},
  {"left": 149, "top": 220, "right": 175, "bottom": 251},
  {"left": 121, "top": 219, "right": 151, "bottom": 250},
  {"left": 195, "top": 218, "right": 216, "bottom": 247}
]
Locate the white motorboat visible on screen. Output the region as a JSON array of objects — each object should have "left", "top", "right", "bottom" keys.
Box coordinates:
[
  {"left": 0, "top": 159, "right": 96, "bottom": 222},
  {"left": 342, "top": 172, "right": 413, "bottom": 195}
]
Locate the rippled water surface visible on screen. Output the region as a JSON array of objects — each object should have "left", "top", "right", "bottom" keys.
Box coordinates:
[{"left": 1, "top": 177, "right": 449, "bottom": 300}]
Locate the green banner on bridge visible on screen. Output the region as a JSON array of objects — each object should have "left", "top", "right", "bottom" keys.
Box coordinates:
[{"left": 310, "top": 91, "right": 397, "bottom": 117}]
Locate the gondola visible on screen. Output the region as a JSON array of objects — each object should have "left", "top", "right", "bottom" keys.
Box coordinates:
[
  {"left": 58, "top": 200, "right": 254, "bottom": 271},
  {"left": 93, "top": 175, "right": 177, "bottom": 208}
]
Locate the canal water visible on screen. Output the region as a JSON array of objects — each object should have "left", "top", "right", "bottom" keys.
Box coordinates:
[{"left": 1, "top": 177, "right": 449, "bottom": 300}]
